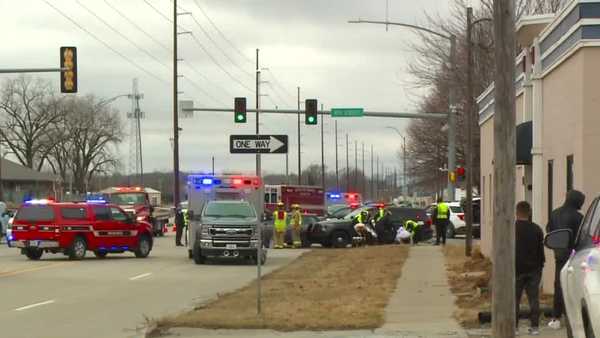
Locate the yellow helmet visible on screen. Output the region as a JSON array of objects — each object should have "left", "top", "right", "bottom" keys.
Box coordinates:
[
  {"left": 292, "top": 204, "right": 300, "bottom": 209},
  {"left": 277, "top": 201, "right": 285, "bottom": 207}
]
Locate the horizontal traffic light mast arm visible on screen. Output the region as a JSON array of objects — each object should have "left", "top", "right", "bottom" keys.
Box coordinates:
[
  {"left": 186, "top": 108, "right": 448, "bottom": 120},
  {"left": 0, "top": 67, "right": 69, "bottom": 74}
]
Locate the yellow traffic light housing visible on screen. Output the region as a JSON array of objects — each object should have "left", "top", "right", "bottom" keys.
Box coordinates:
[
  {"left": 449, "top": 171, "right": 457, "bottom": 183},
  {"left": 60, "top": 47, "right": 77, "bottom": 93}
]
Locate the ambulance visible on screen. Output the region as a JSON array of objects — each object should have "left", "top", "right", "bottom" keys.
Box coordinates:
[{"left": 185, "top": 174, "right": 265, "bottom": 264}]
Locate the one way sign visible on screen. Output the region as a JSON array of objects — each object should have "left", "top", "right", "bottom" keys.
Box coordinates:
[{"left": 230, "top": 135, "right": 288, "bottom": 154}]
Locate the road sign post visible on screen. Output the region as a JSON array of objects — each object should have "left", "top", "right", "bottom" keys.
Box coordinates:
[
  {"left": 230, "top": 135, "right": 288, "bottom": 154},
  {"left": 331, "top": 108, "right": 364, "bottom": 117}
]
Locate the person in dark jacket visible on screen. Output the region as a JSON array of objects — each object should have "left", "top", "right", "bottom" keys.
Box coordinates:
[
  {"left": 515, "top": 201, "right": 545, "bottom": 335},
  {"left": 175, "top": 207, "right": 185, "bottom": 247},
  {"left": 545, "top": 189, "right": 585, "bottom": 330}
]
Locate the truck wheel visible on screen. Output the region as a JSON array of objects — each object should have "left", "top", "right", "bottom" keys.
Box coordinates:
[
  {"left": 135, "top": 234, "right": 152, "bottom": 258},
  {"left": 25, "top": 248, "right": 43, "bottom": 260},
  {"left": 69, "top": 236, "right": 87, "bottom": 260},
  {"left": 192, "top": 241, "right": 205, "bottom": 264},
  {"left": 94, "top": 251, "right": 108, "bottom": 259},
  {"left": 331, "top": 231, "right": 350, "bottom": 248},
  {"left": 446, "top": 224, "right": 456, "bottom": 239}
]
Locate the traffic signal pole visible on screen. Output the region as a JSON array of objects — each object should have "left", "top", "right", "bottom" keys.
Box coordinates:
[
  {"left": 172, "top": 0, "right": 181, "bottom": 210},
  {"left": 297, "top": 87, "right": 301, "bottom": 185},
  {"left": 256, "top": 49, "right": 261, "bottom": 177}
]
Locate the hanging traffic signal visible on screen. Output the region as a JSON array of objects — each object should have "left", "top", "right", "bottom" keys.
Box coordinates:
[
  {"left": 456, "top": 166, "right": 466, "bottom": 181},
  {"left": 234, "top": 97, "right": 247, "bottom": 123},
  {"left": 60, "top": 47, "right": 77, "bottom": 93},
  {"left": 305, "top": 99, "right": 318, "bottom": 125}
]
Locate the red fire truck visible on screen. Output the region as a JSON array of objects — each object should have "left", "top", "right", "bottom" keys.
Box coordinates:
[{"left": 264, "top": 185, "right": 325, "bottom": 216}]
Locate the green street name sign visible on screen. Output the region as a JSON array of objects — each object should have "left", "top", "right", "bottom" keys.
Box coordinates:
[{"left": 331, "top": 108, "right": 364, "bottom": 117}]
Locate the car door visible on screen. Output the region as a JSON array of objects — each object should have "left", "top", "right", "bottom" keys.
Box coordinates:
[
  {"left": 564, "top": 198, "right": 599, "bottom": 337},
  {"left": 109, "top": 206, "right": 136, "bottom": 247},
  {"left": 91, "top": 205, "right": 115, "bottom": 248}
]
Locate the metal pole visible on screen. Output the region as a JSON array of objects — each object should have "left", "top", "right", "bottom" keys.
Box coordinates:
[
  {"left": 403, "top": 136, "right": 407, "bottom": 201},
  {"left": 335, "top": 121, "right": 339, "bottom": 190},
  {"left": 0, "top": 142, "right": 3, "bottom": 201},
  {"left": 285, "top": 153, "right": 289, "bottom": 184},
  {"left": 172, "top": 0, "right": 180, "bottom": 209},
  {"left": 297, "top": 87, "right": 301, "bottom": 185},
  {"left": 376, "top": 155, "right": 379, "bottom": 199},
  {"left": 0, "top": 67, "right": 66, "bottom": 74},
  {"left": 256, "top": 49, "right": 261, "bottom": 177},
  {"left": 188, "top": 108, "right": 446, "bottom": 120},
  {"left": 211, "top": 156, "right": 215, "bottom": 175},
  {"left": 321, "top": 103, "right": 325, "bottom": 189},
  {"left": 465, "top": 7, "right": 474, "bottom": 257},
  {"left": 345, "top": 134, "right": 349, "bottom": 192},
  {"left": 354, "top": 140, "right": 358, "bottom": 191},
  {"left": 447, "top": 35, "right": 457, "bottom": 201}
]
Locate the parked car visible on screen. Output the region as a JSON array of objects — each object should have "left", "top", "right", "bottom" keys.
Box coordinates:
[
  {"left": 427, "top": 202, "right": 479, "bottom": 239},
  {"left": 545, "top": 196, "right": 600, "bottom": 338},
  {"left": 262, "top": 213, "right": 320, "bottom": 248},
  {"left": 308, "top": 206, "right": 431, "bottom": 247},
  {"left": 327, "top": 205, "right": 354, "bottom": 219}
]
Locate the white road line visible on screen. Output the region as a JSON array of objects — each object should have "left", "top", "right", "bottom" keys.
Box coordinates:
[
  {"left": 128, "top": 272, "right": 152, "bottom": 281},
  {"left": 15, "top": 300, "right": 55, "bottom": 312}
]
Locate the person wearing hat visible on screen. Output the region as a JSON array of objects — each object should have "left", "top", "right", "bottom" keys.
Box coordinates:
[
  {"left": 273, "top": 202, "right": 287, "bottom": 249},
  {"left": 290, "top": 204, "right": 303, "bottom": 248}
]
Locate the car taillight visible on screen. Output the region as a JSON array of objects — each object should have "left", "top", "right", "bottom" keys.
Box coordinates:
[
  {"left": 457, "top": 213, "right": 465, "bottom": 221},
  {"left": 426, "top": 219, "right": 432, "bottom": 226}
]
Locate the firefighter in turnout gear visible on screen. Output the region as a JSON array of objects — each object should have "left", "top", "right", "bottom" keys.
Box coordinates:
[
  {"left": 353, "top": 210, "right": 370, "bottom": 240},
  {"left": 404, "top": 219, "right": 421, "bottom": 245},
  {"left": 273, "top": 202, "right": 287, "bottom": 249},
  {"left": 290, "top": 204, "right": 303, "bottom": 248}
]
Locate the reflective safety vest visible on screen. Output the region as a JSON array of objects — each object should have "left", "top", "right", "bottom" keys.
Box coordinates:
[
  {"left": 354, "top": 213, "right": 367, "bottom": 224},
  {"left": 274, "top": 210, "right": 287, "bottom": 231},
  {"left": 375, "top": 208, "right": 385, "bottom": 222},
  {"left": 291, "top": 210, "right": 302, "bottom": 228},
  {"left": 437, "top": 203, "right": 449, "bottom": 220},
  {"left": 404, "top": 219, "right": 419, "bottom": 232},
  {"left": 183, "top": 210, "right": 189, "bottom": 226}
]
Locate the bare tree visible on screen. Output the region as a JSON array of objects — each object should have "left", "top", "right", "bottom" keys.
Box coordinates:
[
  {"left": 48, "top": 95, "right": 123, "bottom": 193},
  {"left": 0, "top": 76, "right": 66, "bottom": 171}
]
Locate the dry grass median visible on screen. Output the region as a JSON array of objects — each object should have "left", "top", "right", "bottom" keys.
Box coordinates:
[{"left": 155, "top": 245, "right": 409, "bottom": 332}]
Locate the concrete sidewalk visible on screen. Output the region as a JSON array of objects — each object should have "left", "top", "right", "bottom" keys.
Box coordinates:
[{"left": 159, "top": 245, "right": 467, "bottom": 338}]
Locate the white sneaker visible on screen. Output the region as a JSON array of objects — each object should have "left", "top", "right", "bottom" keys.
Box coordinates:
[
  {"left": 528, "top": 327, "right": 540, "bottom": 336},
  {"left": 548, "top": 319, "right": 561, "bottom": 330}
]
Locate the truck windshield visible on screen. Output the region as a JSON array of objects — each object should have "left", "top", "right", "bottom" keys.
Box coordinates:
[
  {"left": 109, "top": 193, "right": 146, "bottom": 205},
  {"left": 203, "top": 202, "right": 256, "bottom": 218},
  {"left": 15, "top": 205, "right": 55, "bottom": 222}
]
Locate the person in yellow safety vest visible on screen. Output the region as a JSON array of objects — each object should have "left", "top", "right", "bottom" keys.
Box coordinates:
[
  {"left": 273, "top": 202, "right": 287, "bottom": 249},
  {"left": 404, "top": 219, "right": 421, "bottom": 245},
  {"left": 433, "top": 197, "right": 450, "bottom": 245},
  {"left": 183, "top": 209, "right": 189, "bottom": 228},
  {"left": 291, "top": 204, "right": 303, "bottom": 248},
  {"left": 353, "top": 210, "right": 370, "bottom": 239}
]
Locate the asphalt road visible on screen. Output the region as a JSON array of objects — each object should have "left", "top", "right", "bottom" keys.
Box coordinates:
[{"left": 0, "top": 233, "right": 305, "bottom": 338}]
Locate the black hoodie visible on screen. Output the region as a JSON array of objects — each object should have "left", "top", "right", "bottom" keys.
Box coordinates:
[{"left": 546, "top": 190, "right": 585, "bottom": 260}]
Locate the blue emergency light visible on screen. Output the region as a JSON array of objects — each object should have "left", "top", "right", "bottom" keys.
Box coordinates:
[
  {"left": 327, "top": 192, "right": 342, "bottom": 199},
  {"left": 202, "top": 178, "right": 213, "bottom": 185}
]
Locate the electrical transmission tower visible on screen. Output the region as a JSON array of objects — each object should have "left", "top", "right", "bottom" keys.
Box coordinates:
[{"left": 127, "top": 79, "right": 144, "bottom": 186}]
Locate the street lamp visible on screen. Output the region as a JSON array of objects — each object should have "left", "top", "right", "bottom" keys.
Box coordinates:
[
  {"left": 385, "top": 127, "right": 407, "bottom": 203},
  {"left": 349, "top": 18, "right": 457, "bottom": 201}
]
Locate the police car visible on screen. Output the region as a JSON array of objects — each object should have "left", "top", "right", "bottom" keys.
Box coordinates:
[{"left": 7, "top": 198, "right": 154, "bottom": 260}]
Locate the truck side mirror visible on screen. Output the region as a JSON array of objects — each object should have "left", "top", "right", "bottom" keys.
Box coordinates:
[{"left": 545, "top": 229, "right": 572, "bottom": 250}]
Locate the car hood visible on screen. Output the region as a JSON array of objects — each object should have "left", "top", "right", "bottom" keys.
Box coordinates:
[
  {"left": 202, "top": 217, "right": 257, "bottom": 226},
  {"left": 317, "top": 218, "right": 353, "bottom": 226}
]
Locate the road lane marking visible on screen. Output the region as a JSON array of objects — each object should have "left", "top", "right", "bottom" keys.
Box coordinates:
[
  {"left": 0, "top": 262, "right": 71, "bottom": 278},
  {"left": 15, "top": 300, "right": 55, "bottom": 311},
  {"left": 129, "top": 272, "right": 152, "bottom": 281}
]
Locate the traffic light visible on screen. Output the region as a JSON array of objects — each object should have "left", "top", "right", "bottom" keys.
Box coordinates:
[
  {"left": 60, "top": 46, "right": 77, "bottom": 93},
  {"left": 456, "top": 166, "right": 466, "bottom": 181},
  {"left": 305, "top": 99, "right": 318, "bottom": 125},
  {"left": 449, "top": 171, "right": 457, "bottom": 183},
  {"left": 234, "top": 97, "right": 247, "bottom": 123}
]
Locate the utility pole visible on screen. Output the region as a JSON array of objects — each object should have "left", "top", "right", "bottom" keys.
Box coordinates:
[
  {"left": 465, "top": 7, "right": 475, "bottom": 257},
  {"left": 256, "top": 49, "right": 261, "bottom": 177},
  {"left": 129, "top": 79, "right": 144, "bottom": 186},
  {"left": 345, "top": 134, "right": 350, "bottom": 192},
  {"left": 492, "top": 0, "right": 516, "bottom": 337},
  {"left": 321, "top": 103, "right": 325, "bottom": 189},
  {"left": 354, "top": 140, "right": 358, "bottom": 191},
  {"left": 335, "top": 121, "right": 339, "bottom": 190},
  {"left": 172, "top": 0, "right": 180, "bottom": 209},
  {"left": 211, "top": 156, "right": 215, "bottom": 175},
  {"left": 297, "top": 87, "right": 301, "bottom": 185},
  {"left": 376, "top": 155, "right": 379, "bottom": 200},
  {"left": 370, "top": 145, "right": 374, "bottom": 199},
  {"left": 403, "top": 136, "right": 407, "bottom": 201},
  {"left": 362, "top": 142, "right": 365, "bottom": 197}
]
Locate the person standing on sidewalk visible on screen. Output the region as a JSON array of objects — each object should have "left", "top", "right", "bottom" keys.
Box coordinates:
[
  {"left": 432, "top": 197, "right": 449, "bottom": 245},
  {"left": 515, "top": 201, "right": 545, "bottom": 336},
  {"left": 546, "top": 190, "right": 585, "bottom": 330}
]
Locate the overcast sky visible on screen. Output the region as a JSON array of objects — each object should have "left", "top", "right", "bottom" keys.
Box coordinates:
[{"left": 1, "top": 0, "right": 451, "bottom": 177}]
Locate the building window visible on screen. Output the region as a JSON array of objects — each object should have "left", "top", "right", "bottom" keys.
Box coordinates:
[
  {"left": 548, "top": 160, "right": 554, "bottom": 220},
  {"left": 567, "top": 155, "right": 574, "bottom": 192}
]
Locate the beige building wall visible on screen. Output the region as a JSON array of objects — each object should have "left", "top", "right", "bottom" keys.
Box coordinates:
[
  {"left": 581, "top": 48, "right": 600, "bottom": 207},
  {"left": 479, "top": 117, "right": 494, "bottom": 257}
]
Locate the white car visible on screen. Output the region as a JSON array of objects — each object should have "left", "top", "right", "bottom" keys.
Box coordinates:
[
  {"left": 427, "top": 202, "right": 466, "bottom": 238},
  {"left": 546, "top": 197, "right": 600, "bottom": 338}
]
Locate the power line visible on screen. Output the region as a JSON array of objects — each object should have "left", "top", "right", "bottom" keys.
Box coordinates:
[
  {"left": 182, "top": 77, "right": 227, "bottom": 106},
  {"left": 265, "top": 68, "right": 296, "bottom": 100},
  {"left": 265, "top": 82, "right": 294, "bottom": 107},
  {"left": 76, "top": 0, "right": 170, "bottom": 70},
  {"left": 188, "top": 33, "right": 253, "bottom": 93},
  {"left": 182, "top": 61, "right": 233, "bottom": 98},
  {"left": 104, "top": 0, "right": 171, "bottom": 53},
  {"left": 143, "top": 0, "right": 173, "bottom": 23},
  {"left": 191, "top": 0, "right": 254, "bottom": 65},
  {"left": 43, "top": 0, "right": 168, "bottom": 85}
]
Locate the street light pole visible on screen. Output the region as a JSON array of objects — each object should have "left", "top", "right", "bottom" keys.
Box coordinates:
[
  {"left": 349, "top": 18, "right": 457, "bottom": 201},
  {"left": 335, "top": 121, "right": 339, "bottom": 190},
  {"left": 321, "top": 103, "right": 325, "bottom": 189},
  {"left": 172, "top": 0, "right": 181, "bottom": 209},
  {"left": 297, "top": 87, "right": 301, "bottom": 185},
  {"left": 345, "top": 134, "right": 349, "bottom": 192}
]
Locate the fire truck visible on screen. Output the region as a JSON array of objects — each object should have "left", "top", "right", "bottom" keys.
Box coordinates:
[
  {"left": 264, "top": 185, "right": 325, "bottom": 216},
  {"left": 100, "top": 186, "right": 171, "bottom": 237},
  {"left": 186, "top": 174, "right": 265, "bottom": 264}
]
